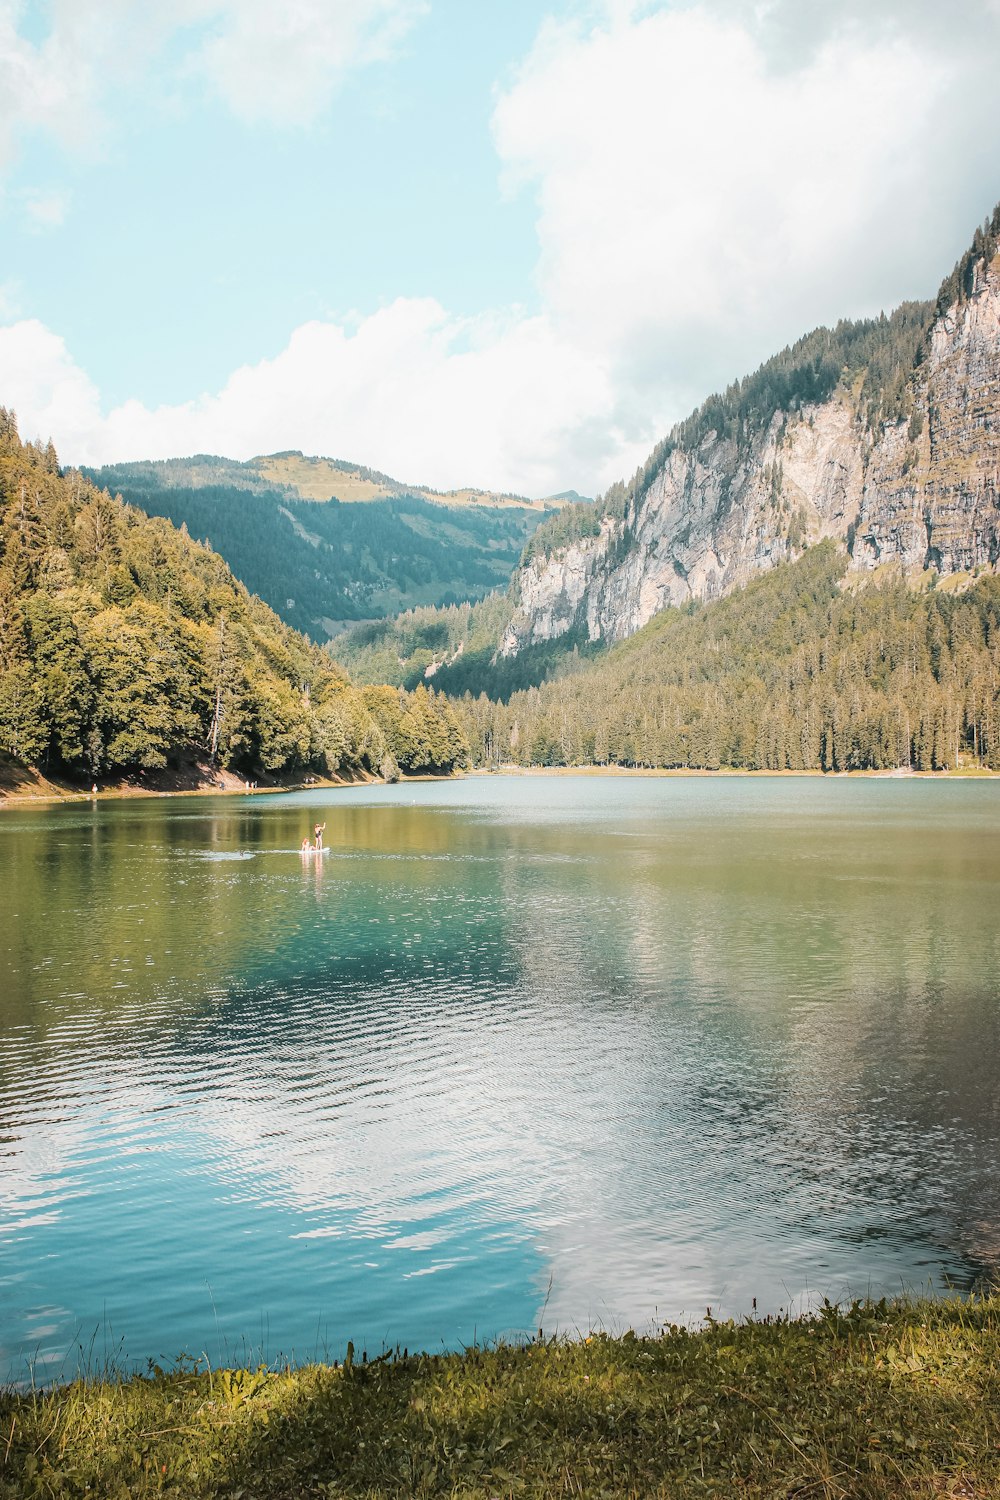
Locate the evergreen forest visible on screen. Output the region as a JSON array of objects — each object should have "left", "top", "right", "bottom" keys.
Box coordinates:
[
  {"left": 330, "top": 592, "right": 599, "bottom": 700},
  {"left": 0, "top": 412, "right": 468, "bottom": 783},
  {"left": 455, "top": 545, "right": 1000, "bottom": 773}
]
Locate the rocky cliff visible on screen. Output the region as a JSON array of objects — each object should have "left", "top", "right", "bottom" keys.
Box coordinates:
[{"left": 502, "top": 222, "right": 1000, "bottom": 657}]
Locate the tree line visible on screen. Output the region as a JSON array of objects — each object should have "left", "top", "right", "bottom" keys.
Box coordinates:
[{"left": 0, "top": 411, "right": 468, "bottom": 782}]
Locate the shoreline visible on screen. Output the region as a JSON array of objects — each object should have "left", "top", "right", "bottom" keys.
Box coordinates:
[
  {"left": 0, "top": 773, "right": 363, "bottom": 808},
  {"left": 3, "top": 758, "right": 997, "bottom": 808},
  {"left": 0, "top": 751, "right": 380, "bottom": 808},
  {"left": 2, "top": 1294, "right": 998, "bottom": 1498},
  {"left": 477, "top": 762, "right": 1000, "bottom": 780}
]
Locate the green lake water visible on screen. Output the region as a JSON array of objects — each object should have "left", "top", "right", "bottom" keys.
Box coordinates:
[{"left": 1, "top": 774, "right": 999, "bottom": 1382}]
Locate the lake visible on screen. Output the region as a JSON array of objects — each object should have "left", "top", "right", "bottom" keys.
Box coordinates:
[{"left": 2, "top": 773, "right": 999, "bottom": 1384}]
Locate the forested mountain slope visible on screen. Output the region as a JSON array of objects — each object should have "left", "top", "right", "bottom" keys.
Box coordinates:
[
  {"left": 85, "top": 453, "right": 572, "bottom": 641},
  {"left": 329, "top": 590, "right": 605, "bottom": 701},
  {"left": 457, "top": 543, "right": 1000, "bottom": 772},
  {"left": 0, "top": 414, "right": 467, "bottom": 783},
  {"left": 502, "top": 206, "right": 1000, "bottom": 657}
]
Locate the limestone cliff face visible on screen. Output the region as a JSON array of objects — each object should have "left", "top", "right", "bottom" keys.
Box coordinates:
[
  {"left": 854, "top": 254, "right": 1000, "bottom": 574},
  {"left": 502, "top": 253, "right": 1000, "bottom": 656}
]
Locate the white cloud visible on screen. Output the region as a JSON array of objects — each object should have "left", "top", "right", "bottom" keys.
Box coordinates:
[
  {"left": 0, "top": 319, "right": 102, "bottom": 448},
  {"left": 18, "top": 187, "right": 70, "bottom": 231},
  {"left": 2, "top": 303, "right": 631, "bottom": 496},
  {"left": 0, "top": 0, "right": 104, "bottom": 169},
  {"left": 0, "top": 0, "right": 426, "bottom": 168},
  {"left": 492, "top": 1, "right": 1000, "bottom": 434},
  {"left": 4, "top": 1, "right": 1000, "bottom": 496},
  {"left": 192, "top": 0, "right": 429, "bottom": 125}
]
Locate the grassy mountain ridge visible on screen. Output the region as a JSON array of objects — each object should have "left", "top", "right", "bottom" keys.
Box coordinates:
[
  {"left": 86, "top": 449, "right": 571, "bottom": 509},
  {"left": 84, "top": 453, "right": 569, "bottom": 641},
  {"left": 0, "top": 412, "right": 468, "bottom": 783}
]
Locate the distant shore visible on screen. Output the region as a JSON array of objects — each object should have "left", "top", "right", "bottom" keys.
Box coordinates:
[
  {"left": 485, "top": 762, "right": 999, "bottom": 779},
  {"left": 2, "top": 755, "right": 997, "bottom": 808}
]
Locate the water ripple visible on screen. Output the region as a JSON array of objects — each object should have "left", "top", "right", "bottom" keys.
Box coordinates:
[{"left": 2, "top": 777, "right": 1000, "bottom": 1380}]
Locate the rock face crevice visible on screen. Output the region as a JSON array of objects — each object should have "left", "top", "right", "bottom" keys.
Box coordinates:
[{"left": 502, "top": 253, "right": 1000, "bottom": 657}]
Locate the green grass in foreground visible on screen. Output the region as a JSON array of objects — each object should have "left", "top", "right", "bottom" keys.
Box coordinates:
[{"left": 3, "top": 1298, "right": 999, "bottom": 1498}]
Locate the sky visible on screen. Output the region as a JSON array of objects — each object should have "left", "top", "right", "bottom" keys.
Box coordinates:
[{"left": 0, "top": 0, "right": 999, "bottom": 497}]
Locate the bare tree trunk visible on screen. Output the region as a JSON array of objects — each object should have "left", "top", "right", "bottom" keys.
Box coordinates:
[{"left": 209, "top": 614, "right": 225, "bottom": 763}]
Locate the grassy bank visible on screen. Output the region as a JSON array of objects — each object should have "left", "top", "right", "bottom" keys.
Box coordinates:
[{"left": 3, "top": 1297, "right": 999, "bottom": 1498}]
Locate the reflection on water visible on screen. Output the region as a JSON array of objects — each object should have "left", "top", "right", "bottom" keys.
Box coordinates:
[{"left": 1, "top": 775, "right": 999, "bottom": 1381}]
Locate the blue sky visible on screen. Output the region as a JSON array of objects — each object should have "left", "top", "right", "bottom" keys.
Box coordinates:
[
  {"left": 1, "top": 0, "right": 1000, "bottom": 495},
  {"left": 4, "top": 3, "right": 548, "bottom": 405}
]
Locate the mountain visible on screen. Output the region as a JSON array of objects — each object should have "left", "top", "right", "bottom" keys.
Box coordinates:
[
  {"left": 86, "top": 449, "right": 560, "bottom": 510},
  {"left": 0, "top": 416, "right": 468, "bottom": 785},
  {"left": 500, "top": 206, "right": 1000, "bottom": 658},
  {"left": 330, "top": 590, "right": 604, "bottom": 700},
  {"left": 83, "top": 452, "right": 573, "bottom": 643},
  {"left": 455, "top": 541, "right": 1000, "bottom": 773}
]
